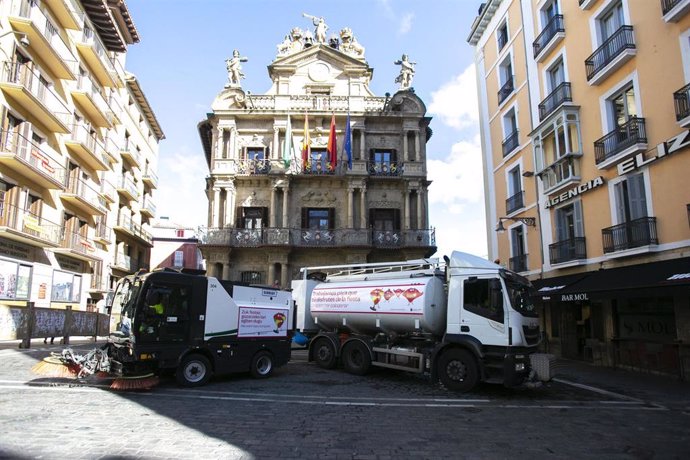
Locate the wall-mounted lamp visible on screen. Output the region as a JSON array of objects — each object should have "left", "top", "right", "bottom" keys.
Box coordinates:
[
  {"left": 522, "top": 170, "right": 534, "bottom": 177},
  {"left": 495, "top": 216, "right": 536, "bottom": 232}
]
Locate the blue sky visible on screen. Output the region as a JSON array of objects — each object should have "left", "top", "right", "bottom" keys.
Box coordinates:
[{"left": 125, "top": 0, "right": 487, "bottom": 259}]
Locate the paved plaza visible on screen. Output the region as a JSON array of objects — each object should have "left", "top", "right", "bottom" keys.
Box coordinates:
[{"left": 0, "top": 341, "right": 688, "bottom": 459}]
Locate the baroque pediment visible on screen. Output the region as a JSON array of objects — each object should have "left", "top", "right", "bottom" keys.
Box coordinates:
[{"left": 269, "top": 45, "right": 371, "bottom": 80}]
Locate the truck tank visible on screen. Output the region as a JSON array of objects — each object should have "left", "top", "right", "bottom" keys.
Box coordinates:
[{"left": 310, "top": 275, "right": 447, "bottom": 336}]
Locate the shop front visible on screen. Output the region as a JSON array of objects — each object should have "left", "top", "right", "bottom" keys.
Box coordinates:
[{"left": 533, "top": 257, "right": 690, "bottom": 380}]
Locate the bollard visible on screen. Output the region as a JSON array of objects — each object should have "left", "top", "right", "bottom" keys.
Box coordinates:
[
  {"left": 19, "top": 301, "right": 35, "bottom": 349},
  {"left": 62, "top": 305, "right": 72, "bottom": 346}
]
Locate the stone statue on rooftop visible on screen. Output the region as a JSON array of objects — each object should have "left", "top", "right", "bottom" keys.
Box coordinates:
[
  {"left": 394, "top": 54, "right": 416, "bottom": 90},
  {"left": 340, "top": 28, "right": 365, "bottom": 58},
  {"left": 225, "top": 49, "right": 248, "bottom": 88},
  {"left": 303, "top": 13, "right": 328, "bottom": 44}
]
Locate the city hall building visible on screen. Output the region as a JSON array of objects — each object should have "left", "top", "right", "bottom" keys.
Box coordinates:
[
  {"left": 198, "top": 20, "right": 436, "bottom": 286},
  {"left": 468, "top": 0, "right": 690, "bottom": 379}
]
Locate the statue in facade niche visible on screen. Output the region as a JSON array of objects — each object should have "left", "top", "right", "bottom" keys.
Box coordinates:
[
  {"left": 225, "top": 49, "right": 248, "bottom": 88},
  {"left": 303, "top": 13, "right": 328, "bottom": 44},
  {"left": 394, "top": 54, "right": 416, "bottom": 90}
]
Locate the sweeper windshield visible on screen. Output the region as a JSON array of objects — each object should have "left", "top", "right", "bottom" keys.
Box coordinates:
[{"left": 110, "top": 275, "right": 143, "bottom": 334}]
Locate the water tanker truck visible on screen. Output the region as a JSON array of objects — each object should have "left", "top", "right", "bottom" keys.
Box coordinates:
[{"left": 292, "top": 251, "right": 547, "bottom": 392}]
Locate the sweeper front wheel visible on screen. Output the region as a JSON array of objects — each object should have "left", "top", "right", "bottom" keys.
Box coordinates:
[{"left": 176, "top": 354, "right": 212, "bottom": 387}]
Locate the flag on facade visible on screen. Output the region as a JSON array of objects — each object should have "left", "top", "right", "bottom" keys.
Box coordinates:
[
  {"left": 327, "top": 114, "right": 337, "bottom": 169},
  {"left": 344, "top": 112, "right": 352, "bottom": 170},
  {"left": 302, "top": 112, "right": 310, "bottom": 167},
  {"left": 283, "top": 114, "right": 294, "bottom": 168}
]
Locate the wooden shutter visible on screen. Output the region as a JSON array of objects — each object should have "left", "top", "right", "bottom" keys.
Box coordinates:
[{"left": 628, "top": 173, "right": 648, "bottom": 220}]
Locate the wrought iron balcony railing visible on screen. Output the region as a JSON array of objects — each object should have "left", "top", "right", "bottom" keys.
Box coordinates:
[
  {"left": 201, "top": 227, "right": 436, "bottom": 249},
  {"left": 238, "top": 158, "right": 271, "bottom": 175},
  {"left": 115, "top": 213, "right": 152, "bottom": 245},
  {"left": 509, "top": 254, "right": 528, "bottom": 273},
  {"left": 506, "top": 191, "right": 524, "bottom": 215},
  {"left": 303, "top": 160, "right": 336, "bottom": 175},
  {"left": 594, "top": 117, "right": 647, "bottom": 165},
  {"left": 498, "top": 76, "right": 514, "bottom": 104},
  {"left": 673, "top": 82, "right": 690, "bottom": 122},
  {"left": 585, "top": 26, "right": 635, "bottom": 81},
  {"left": 602, "top": 217, "right": 658, "bottom": 253},
  {"left": 662, "top": 0, "right": 685, "bottom": 15},
  {"left": 549, "top": 237, "right": 586, "bottom": 264},
  {"left": 368, "top": 161, "right": 403, "bottom": 176},
  {"left": 502, "top": 130, "right": 519, "bottom": 156},
  {"left": 533, "top": 14, "right": 565, "bottom": 58},
  {"left": 60, "top": 230, "right": 97, "bottom": 257},
  {"left": 539, "top": 82, "right": 572, "bottom": 121}
]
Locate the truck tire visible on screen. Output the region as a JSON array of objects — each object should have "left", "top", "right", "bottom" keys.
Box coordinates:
[
  {"left": 437, "top": 349, "right": 479, "bottom": 392},
  {"left": 176, "top": 354, "right": 212, "bottom": 387},
  {"left": 250, "top": 351, "right": 273, "bottom": 379},
  {"left": 342, "top": 341, "right": 371, "bottom": 375},
  {"left": 312, "top": 338, "right": 337, "bottom": 369}
]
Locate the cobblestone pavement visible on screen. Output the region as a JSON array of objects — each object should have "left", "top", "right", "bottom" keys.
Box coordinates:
[{"left": 0, "top": 342, "right": 688, "bottom": 459}]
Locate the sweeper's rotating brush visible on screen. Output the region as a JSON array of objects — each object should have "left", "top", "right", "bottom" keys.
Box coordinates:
[
  {"left": 110, "top": 373, "right": 159, "bottom": 391},
  {"left": 31, "top": 356, "right": 80, "bottom": 378}
]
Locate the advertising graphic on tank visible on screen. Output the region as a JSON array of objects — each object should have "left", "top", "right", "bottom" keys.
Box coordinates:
[
  {"left": 311, "top": 283, "right": 426, "bottom": 314},
  {"left": 238, "top": 306, "right": 289, "bottom": 337}
]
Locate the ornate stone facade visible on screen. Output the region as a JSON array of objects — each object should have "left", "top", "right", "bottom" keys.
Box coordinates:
[{"left": 198, "top": 17, "right": 435, "bottom": 286}]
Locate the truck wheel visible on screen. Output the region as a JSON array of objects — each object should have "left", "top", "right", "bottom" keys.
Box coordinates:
[
  {"left": 312, "top": 338, "right": 337, "bottom": 369},
  {"left": 250, "top": 351, "right": 273, "bottom": 379},
  {"left": 342, "top": 341, "right": 371, "bottom": 375},
  {"left": 437, "top": 349, "right": 479, "bottom": 392},
  {"left": 176, "top": 354, "right": 212, "bottom": 387}
]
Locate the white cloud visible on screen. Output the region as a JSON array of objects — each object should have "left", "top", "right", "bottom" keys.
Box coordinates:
[
  {"left": 399, "top": 13, "right": 414, "bottom": 35},
  {"left": 427, "top": 135, "right": 488, "bottom": 259},
  {"left": 428, "top": 64, "right": 479, "bottom": 130}
]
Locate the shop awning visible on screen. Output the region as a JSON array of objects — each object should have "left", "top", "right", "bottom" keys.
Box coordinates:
[
  {"left": 561, "top": 257, "right": 690, "bottom": 299},
  {"left": 533, "top": 257, "right": 690, "bottom": 302},
  {"left": 531, "top": 273, "right": 591, "bottom": 301}
]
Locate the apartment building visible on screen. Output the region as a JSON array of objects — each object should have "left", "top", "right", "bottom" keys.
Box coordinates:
[
  {"left": 198, "top": 21, "right": 435, "bottom": 286},
  {"left": 0, "top": 0, "right": 163, "bottom": 313},
  {"left": 468, "top": 0, "right": 690, "bottom": 379}
]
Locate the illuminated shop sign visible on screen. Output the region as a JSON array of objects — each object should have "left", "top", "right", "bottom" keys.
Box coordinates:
[
  {"left": 617, "top": 129, "right": 690, "bottom": 175},
  {"left": 544, "top": 176, "right": 605, "bottom": 209}
]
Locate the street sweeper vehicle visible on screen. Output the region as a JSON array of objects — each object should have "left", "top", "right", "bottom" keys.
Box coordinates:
[
  {"left": 292, "top": 251, "right": 549, "bottom": 392},
  {"left": 104, "top": 269, "right": 293, "bottom": 387},
  {"left": 33, "top": 269, "right": 293, "bottom": 389}
]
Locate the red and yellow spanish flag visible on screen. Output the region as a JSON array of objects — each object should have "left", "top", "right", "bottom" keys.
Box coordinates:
[
  {"left": 302, "top": 112, "right": 310, "bottom": 167},
  {"left": 327, "top": 114, "right": 337, "bottom": 169}
]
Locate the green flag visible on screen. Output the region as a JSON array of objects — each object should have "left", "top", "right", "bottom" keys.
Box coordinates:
[{"left": 283, "top": 114, "right": 294, "bottom": 168}]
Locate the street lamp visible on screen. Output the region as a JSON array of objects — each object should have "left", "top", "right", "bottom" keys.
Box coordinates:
[{"left": 495, "top": 216, "right": 536, "bottom": 232}]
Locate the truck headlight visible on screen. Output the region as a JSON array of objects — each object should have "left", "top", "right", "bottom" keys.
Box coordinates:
[{"left": 515, "top": 363, "right": 525, "bottom": 372}]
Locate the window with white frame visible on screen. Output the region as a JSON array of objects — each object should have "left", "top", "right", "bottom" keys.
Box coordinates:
[
  {"left": 555, "top": 200, "right": 584, "bottom": 243},
  {"left": 506, "top": 165, "right": 523, "bottom": 214},
  {"left": 608, "top": 83, "right": 637, "bottom": 129},
  {"left": 497, "top": 20, "right": 509, "bottom": 51},
  {"left": 598, "top": 1, "right": 624, "bottom": 43},
  {"left": 509, "top": 225, "right": 527, "bottom": 272},
  {"left": 51, "top": 270, "right": 82, "bottom": 302},
  {"left": 502, "top": 109, "right": 518, "bottom": 156},
  {"left": 0, "top": 259, "right": 32, "bottom": 300},
  {"left": 547, "top": 58, "right": 565, "bottom": 93},
  {"left": 173, "top": 250, "right": 183, "bottom": 268},
  {"left": 542, "top": 0, "right": 560, "bottom": 23},
  {"left": 534, "top": 111, "right": 582, "bottom": 191},
  {"left": 498, "top": 57, "right": 514, "bottom": 103},
  {"left": 613, "top": 172, "right": 648, "bottom": 224}
]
